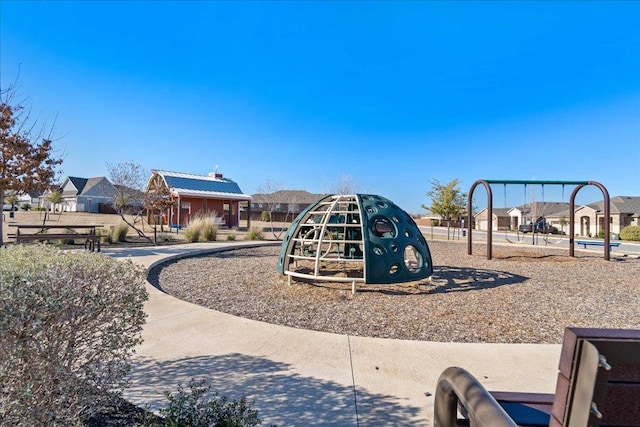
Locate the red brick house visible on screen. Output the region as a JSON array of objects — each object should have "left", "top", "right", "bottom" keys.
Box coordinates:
[{"left": 147, "top": 170, "right": 252, "bottom": 228}]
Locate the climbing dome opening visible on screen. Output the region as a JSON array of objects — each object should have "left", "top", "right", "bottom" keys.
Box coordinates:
[{"left": 277, "top": 194, "right": 433, "bottom": 287}]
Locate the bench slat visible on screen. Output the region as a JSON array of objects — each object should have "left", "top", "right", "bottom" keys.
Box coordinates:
[{"left": 17, "top": 234, "right": 98, "bottom": 241}]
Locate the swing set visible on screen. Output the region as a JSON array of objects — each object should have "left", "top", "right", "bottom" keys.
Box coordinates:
[
  {"left": 467, "top": 179, "right": 612, "bottom": 261},
  {"left": 502, "top": 183, "right": 568, "bottom": 245}
]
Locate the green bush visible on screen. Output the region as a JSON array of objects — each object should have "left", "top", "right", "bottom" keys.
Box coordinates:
[
  {"left": 261, "top": 211, "right": 270, "bottom": 222},
  {"left": 160, "top": 379, "right": 261, "bottom": 427},
  {"left": 226, "top": 231, "right": 237, "bottom": 241},
  {"left": 620, "top": 225, "right": 640, "bottom": 241},
  {"left": 597, "top": 230, "right": 605, "bottom": 238},
  {"left": 246, "top": 227, "right": 264, "bottom": 241},
  {"left": 0, "top": 245, "right": 148, "bottom": 425},
  {"left": 20, "top": 202, "right": 31, "bottom": 211}
]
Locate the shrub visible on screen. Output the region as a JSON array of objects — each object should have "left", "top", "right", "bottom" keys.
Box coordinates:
[
  {"left": 620, "top": 225, "right": 640, "bottom": 241},
  {"left": 201, "top": 220, "right": 218, "bottom": 242},
  {"left": 20, "top": 202, "right": 31, "bottom": 211},
  {"left": 157, "top": 232, "right": 177, "bottom": 243},
  {"left": 261, "top": 211, "right": 270, "bottom": 222},
  {"left": 184, "top": 226, "right": 201, "bottom": 243},
  {"left": 160, "top": 379, "right": 261, "bottom": 427},
  {"left": 0, "top": 245, "right": 148, "bottom": 425},
  {"left": 226, "top": 231, "right": 237, "bottom": 241},
  {"left": 98, "top": 227, "right": 114, "bottom": 244},
  {"left": 185, "top": 214, "right": 220, "bottom": 242},
  {"left": 246, "top": 227, "right": 264, "bottom": 241},
  {"left": 597, "top": 230, "right": 605, "bottom": 239},
  {"left": 111, "top": 222, "right": 129, "bottom": 242}
]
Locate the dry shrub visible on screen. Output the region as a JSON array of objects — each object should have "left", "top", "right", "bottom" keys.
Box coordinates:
[
  {"left": 246, "top": 227, "right": 264, "bottom": 241},
  {"left": 0, "top": 244, "right": 148, "bottom": 425},
  {"left": 111, "top": 222, "right": 130, "bottom": 242},
  {"left": 185, "top": 213, "right": 220, "bottom": 242}
]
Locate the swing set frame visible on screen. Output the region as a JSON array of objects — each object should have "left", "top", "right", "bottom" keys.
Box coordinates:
[{"left": 467, "top": 179, "right": 612, "bottom": 260}]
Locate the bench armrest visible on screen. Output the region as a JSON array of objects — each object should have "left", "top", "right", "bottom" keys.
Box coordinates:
[{"left": 434, "top": 367, "right": 517, "bottom": 427}]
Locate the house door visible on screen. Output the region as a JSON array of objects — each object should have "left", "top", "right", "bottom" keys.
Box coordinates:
[
  {"left": 580, "top": 216, "right": 590, "bottom": 237},
  {"left": 511, "top": 217, "right": 519, "bottom": 231}
]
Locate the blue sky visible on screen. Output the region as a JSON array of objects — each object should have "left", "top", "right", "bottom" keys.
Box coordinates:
[{"left": 2, "top": 1, "right": 638, "bottom": 213}]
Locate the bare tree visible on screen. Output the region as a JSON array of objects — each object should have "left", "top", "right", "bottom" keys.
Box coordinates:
[
  {"left": 105, "top": 161, "right": 151, "bottom": 241},
  {"left": 255, "top": 180, "right": 284, "bottom": 239},
  {"left": 327, "top": 174, "right": 361, "bottom": 195},
  {"left": 145, "top": 173, "right": 176, "bottom": 241},
  {"left": 255, "top": 180, "right": 304, "bottom": 239},
  {"left": 0, "top": 87, "right": 62, "bottom": 246}
]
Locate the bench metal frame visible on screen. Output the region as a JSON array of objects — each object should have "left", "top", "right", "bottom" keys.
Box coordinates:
[
  {"left": 575, "top": 240, "right": 621, "bottom": 250},
  {"left": 434, "top": 328, "right": 640, "bottom": 427}
]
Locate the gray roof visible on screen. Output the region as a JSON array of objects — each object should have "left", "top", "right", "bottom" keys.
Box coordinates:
[
  {"left": 492, "top": 207, "right": 511, "bottom": 217},
  {"left": 153, "top": 170, "right": 251, "bottom": 201},
  {"left": 62, "top": 176, "right": 111, "bottom": 196},
  {"left": 514, "top": 202, "right": 569, "bottom": 216},
  {"left": 587, "top": 196, "right": 640, "bottom": 215},
  {"left": 252, "top": 190, "right": 327, "bottom": 205}
]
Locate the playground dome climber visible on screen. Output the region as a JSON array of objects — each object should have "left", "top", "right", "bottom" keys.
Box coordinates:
[{"left": 277, "top": 194, "right": 433, "bottom": 286}]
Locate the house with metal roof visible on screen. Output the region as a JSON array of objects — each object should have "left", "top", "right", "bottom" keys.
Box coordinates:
[{"left": 147, "top": 170, "right": 252, "bottom": 228}]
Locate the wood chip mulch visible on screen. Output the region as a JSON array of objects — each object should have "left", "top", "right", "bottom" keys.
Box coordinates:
[{"left": 148, "top": 240, "right": 640, "bottom": 344}]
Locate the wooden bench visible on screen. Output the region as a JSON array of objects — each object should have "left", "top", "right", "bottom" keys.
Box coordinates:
[
  {"left": 575, "top": 240, "right": 621, "bottom": 250},
  {"left": 11, "top": 224, "right": 103, "bottom": 252},
  {"left": 434, "top": 327, "right": 640, "bottom": 426}
]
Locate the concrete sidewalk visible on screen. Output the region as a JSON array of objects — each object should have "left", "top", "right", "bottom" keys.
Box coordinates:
[{"left": 104, "top": 242, "right": 561, "bottom": 426}]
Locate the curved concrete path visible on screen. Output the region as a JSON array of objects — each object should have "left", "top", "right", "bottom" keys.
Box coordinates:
[{"left": 103, "top": 242, "right": 561, "bottom": 426}]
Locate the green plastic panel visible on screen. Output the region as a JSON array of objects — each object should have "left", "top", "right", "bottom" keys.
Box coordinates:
[{"left": 277, "top": 194, "right": 433, "bottom": 284}]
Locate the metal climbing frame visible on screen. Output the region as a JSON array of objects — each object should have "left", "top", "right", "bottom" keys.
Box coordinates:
[
  {"left": 277, "top": 194, "right": 433, "bottom": 287},
  {"left": 467, "top": 179, "right": 612, "bottom": 261}
]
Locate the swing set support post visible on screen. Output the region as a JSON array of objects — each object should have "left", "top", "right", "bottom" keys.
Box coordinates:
[
  {"left": 467, "top": 180, "right": 493, "bottom": 260},
  {"left": 468, "top": 179, "right": 612, "bottom": 261},
  {"left": 569, "top": 181, "right": 611, "bottom": 260}
]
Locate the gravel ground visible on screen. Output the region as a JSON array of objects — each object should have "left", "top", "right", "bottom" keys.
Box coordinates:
[{"left": 149, "top": 241, "right": 640, "bottom": 344}]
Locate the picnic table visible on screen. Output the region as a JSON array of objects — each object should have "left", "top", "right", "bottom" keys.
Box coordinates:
[{"left": 9, "top": 224, "right": 104, "bottom": 252}]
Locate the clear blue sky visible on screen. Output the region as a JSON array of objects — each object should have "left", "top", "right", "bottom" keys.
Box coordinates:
[{"left": 2, "top": 1, "right": 638, "bottom": 213}]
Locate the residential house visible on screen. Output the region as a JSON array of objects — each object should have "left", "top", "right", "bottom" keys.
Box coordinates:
[
  {"left": 509, "top": 202, "right": 570, "bottom": 232},
  {"left": 475, "top": 202, "right": 569, "bottom": 232},
  {"left": 248, "top": 190, "right": 326, "bottom": 222},
  {"left": 574, "top": 196, "right": 640, "bottom": 237},
  {"left": 53, "top": 176, "right": 115, "bottom": 213},
  {"left": 415, "top": 210, "right": 468, "bottom": 227},
  {"left": 3, "top": 190, "right": 43, "bottom": 210},
  {"left": 146, "top": 170, "right": 252, "bottom": 228},
  {"left": 474, "top": 208, "right": 511, "bottom": 231}
]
